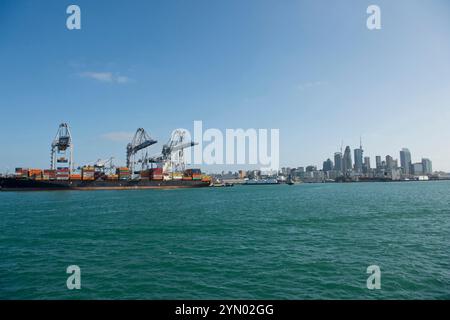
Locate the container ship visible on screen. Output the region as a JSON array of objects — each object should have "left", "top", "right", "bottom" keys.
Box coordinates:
[{"left": 0, "top": 123, "right": 211, "bottom": 191}]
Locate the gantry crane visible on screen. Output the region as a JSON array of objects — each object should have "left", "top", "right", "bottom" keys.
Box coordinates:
[
  {"left": 126, "top": 128, "right": 157, "bottom": 174},
  {"left": 94, "top": 157, "right": 116, "bottom": 175},
  {"left": 149, "top": 130, "right": 197, "bottom": 173},
  {"left": 51, "top": 123, "right": 74, "bottom": 171}
]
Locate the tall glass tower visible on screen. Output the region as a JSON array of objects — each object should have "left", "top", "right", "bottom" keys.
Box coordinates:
[
  {"left": 343, "top": 146, "right": 352, "bottom": 175},
  {"left": 353, "top": 138, "right": 363, "bottom": 173},
  {"left": 334, "top": 152, "right": 343, "bottom": 172},
  {"left": 400, "top": 148, "right": 412, "bottom": 175}
]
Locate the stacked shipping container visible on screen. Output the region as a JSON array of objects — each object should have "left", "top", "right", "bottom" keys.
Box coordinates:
[
  {"left": 15, "top": 168, "right": 28, "bottom": 178},
  {"left": 82, "top": 166, "right": 95, "bottom": 181},
  {"left": 185, "top": 169, "right": 202, "bottom": 180},
  {"left": 117, "top": 167, "right": 131, "bottom": 180},
  {"left": 56, "top": 167, "right": 70, "bottom": 180},
  {"left": 151, "top": 167, "right": 163, "bottom": 180},
  {"left": 140, "top": 168, "right": 163, "bottom": 180},
  {"left": 69, "top": 173, "right": 82, "bottom": 180},
  {"left": 28, "top": 169, "right": 43, "bottom": 179},
  {"left": 43, "top": 169, "right": 56, "bottom": 180},
  {"left": 12, "top": 165, "right": 208, "bottom": 183}
]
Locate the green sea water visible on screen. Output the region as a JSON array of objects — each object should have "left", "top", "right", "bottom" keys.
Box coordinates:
[{"left": 0, "top": 181, "right": 449, "bottom": 299}]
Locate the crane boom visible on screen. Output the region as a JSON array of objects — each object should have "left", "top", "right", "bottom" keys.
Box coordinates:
[{"left": 126, "top": 128, "right": 157, "bottom": 174}]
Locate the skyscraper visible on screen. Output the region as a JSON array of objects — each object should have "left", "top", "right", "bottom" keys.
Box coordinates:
[
  {"left": 375, "top": 156, "right": 382, "bottom": 169},
  {"left": 323, "top": 158, "right": 333, "bottom": 172},
  {"left": 343, "top": 146, "right": 352, "bottom": 174},
  {"left": 334, "top": 152, "right": 343, "bottom": 172},
  {"left": 412, "top": 163, "right": 423, "bottom": 175},
  {"left": 400, "top": 148, "right": 412, "bottom": 175},
  {"left": 363, "top": 156, "right": 371, "bottom": 174},
  {"left": 353, "top": 138, "right": 363, "bottom": 173},
  {"left": 385, "top": 155, "right": 395, "bottom": 170},
  {"left": 354, "top": 149, "right": 363, "bottom": 173},
  {"left": 422, "top": 158, "right": 432, "bottom": 175},
  {"left": 364, "top": 157, "right": 371, "bottom": 169}
]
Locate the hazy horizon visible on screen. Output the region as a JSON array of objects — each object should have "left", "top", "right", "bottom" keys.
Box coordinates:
[{"left": 1, "top": 0, "right": 450, "bottom": 172}]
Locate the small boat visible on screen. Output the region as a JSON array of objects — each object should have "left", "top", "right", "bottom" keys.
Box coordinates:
[{"left": 212, "top": 182, "right": 234, "bottom": 187}]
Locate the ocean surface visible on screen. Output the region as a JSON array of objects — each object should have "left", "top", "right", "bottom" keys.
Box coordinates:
[{"left": 0, "top": 181, "right": 449, "bottom": 300}]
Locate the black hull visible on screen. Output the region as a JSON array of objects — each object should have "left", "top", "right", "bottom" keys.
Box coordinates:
[{"left": 0, "top": 177, "right": 210, "bottom": 191}]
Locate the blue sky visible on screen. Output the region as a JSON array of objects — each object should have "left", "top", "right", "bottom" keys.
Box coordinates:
[{"left": 1, "top": 0, "right": 450, "bottom": 172}]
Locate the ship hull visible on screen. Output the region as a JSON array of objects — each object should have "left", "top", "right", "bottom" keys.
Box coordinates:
[{"left": 0, "top": 177, "right": 210, "bottom": 191}]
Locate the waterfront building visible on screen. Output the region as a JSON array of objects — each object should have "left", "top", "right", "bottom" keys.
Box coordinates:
[
  {"left": 290, "top": 168, "right": 297, "bottom": 176},
  {"left": 391, "top": 168, "right": 402, "bottom": 180},
  {"left": 323, "top": 158, "right": 333, "bottom": 172},
  {"left": 249, "top": 170, "right": 261, "bottom": 179},
  {"left": 343, "top": 146, "right": 352, "bottom": 175},
  {"left": 386, "top": 155, "right": 395, "bottom": 170},
  {"left": 296, "top": 167, "right": 305, "bottom": 178},
  {"left": 362, "top": 156, "right": 371, "bottom": 174},
  {"left": 375, "top": 156, "right": 382, "bottom": 169},
  {"left": 364, "top": 157, "right": 371, "bottom": 169},
  {"left": 304, "top": 171, "right": 314, "bottom": 178},
  {"left": 327, "top": 170, "right": 340, "bottom": 180},
  {"left": 400, "top": 148, "right": 412, "bottom": 175},
  {"left": 412, "top": 163, "right": 424, "bottom": 175},
  {"left": 422, "top": 158, "right": 432, "bottom": 175},
  {"left": 394, "top": 159, "right": 399, "bottom": 169},
  {"left": 354, "top": 147, "right": 363, "bottom": 173},
  {"left": 313, "top": 170, "right": 324, "bottom": 180},
  {"left": 306, "top": 165, "right": 317, "bottom": 172},
  {"left": 334, "top": 152, "right": 343, "bottom": 172}
]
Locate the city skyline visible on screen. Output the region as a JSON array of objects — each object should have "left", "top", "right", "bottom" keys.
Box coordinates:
[
  {"left": 1, "top": 0, "right": 450, "bottom": 172},
  {"left": 0, "top": 128, "right": 441, "bottom": 174},
  {"left": 282, "top": 142, "right": 435, "bottom": 176}
]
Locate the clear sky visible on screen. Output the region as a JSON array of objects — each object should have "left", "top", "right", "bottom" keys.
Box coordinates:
[{"left": 1, "top": 0, "right": 450, "bottom": 172}]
